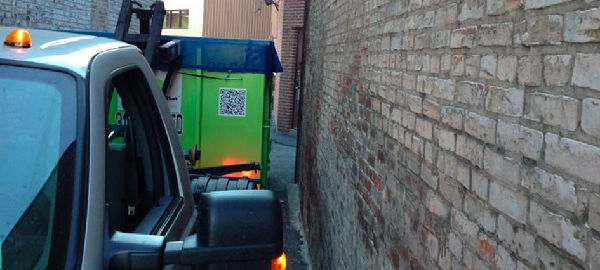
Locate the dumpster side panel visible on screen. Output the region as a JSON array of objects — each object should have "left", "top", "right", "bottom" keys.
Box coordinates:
[
  {"left": 199, "top": 72, "right": 266, "bottom": 182},
  {"left": 157, "top": 69, "right": 202, "bottom": 152}
]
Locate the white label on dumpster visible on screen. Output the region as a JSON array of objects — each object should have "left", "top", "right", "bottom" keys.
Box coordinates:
[
  {"left": 219, "top": 88, "right": 247, "bottom": 117},
  {"left": 156, "top": 71, "right": 183, "bottom": 113},
  {"left": 117, "top": 96, "right": 124, "bottom": 111}
]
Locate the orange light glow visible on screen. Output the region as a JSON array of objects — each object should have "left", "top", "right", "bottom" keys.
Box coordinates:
[
  {"left": 4, "top": 29, "right": 31, "bottom": 48},
  {"left": 271, "top": 253, "right": 287, "bottom": 270},
  {"left": 221, "top": 158, "right": 259, "bottom": 178},
  {"left": 241, "top": 170, "right": 253, "bottom": 177},
  {"left": 221, "top": 158, "right": 237, "bottom": 166}
]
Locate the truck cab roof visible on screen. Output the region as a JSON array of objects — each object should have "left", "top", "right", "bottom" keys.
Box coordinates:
[{"left": 0, "top": 26, "right": 134, "bottom": 77}]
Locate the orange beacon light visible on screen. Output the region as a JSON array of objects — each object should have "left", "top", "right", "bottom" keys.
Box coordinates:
[{"left": 4, "top": 29, "right": 32, "bottom": 48}]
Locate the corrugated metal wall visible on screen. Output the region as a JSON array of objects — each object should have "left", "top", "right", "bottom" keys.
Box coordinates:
[{"left": 203, "top": 0, "right": 274, "bottom": 39}]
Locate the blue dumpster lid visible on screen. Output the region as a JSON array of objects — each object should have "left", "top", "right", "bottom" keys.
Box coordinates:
[
  {"left": 60, "top": 31, "right": 283, "bottom": 76},
  {"left": 164, "top": 35, "right": 283, "bottom": 76}
]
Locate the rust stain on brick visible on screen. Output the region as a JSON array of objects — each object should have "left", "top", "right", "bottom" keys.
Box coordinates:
[
  {"left": 477, "top": 237, "right": 496, "bottom": 260},
  {"left": 390, "top": 249, "right": 400, "bottom": 269},
  {"left": 372, "top": 172, "right": 383, "bottom": 191},
  {"left": 457, "top": 28, "right": 476, "bottom": 35},
  {"left": 584, "top": 29, "right": 600, "bottom": 40}
]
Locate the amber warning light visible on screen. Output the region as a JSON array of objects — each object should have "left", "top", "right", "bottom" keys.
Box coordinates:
[
  {"left": 271, "top": 253, "right": 287, "bottom": 270},
  {"left": 4, "top": 29, "right": 32, "bottom": 48}
]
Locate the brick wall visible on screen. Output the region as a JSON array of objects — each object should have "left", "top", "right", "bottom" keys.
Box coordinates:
[
  {"left": 0, "top": 0, "right": 153, "bottom": 32},
  {"left": 274, "top": 0, "right": 305, "bottom": 132},
  {"left": 274, "top": 0, "right": 285, "bottom": 129},
  {"left": 299, "top": 0, "right": 600, "bottom": 269}
]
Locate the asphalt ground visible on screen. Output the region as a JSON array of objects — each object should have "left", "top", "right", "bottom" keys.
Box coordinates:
[{"left": 269, "top": 129, "right": 310, "bottom": 270}]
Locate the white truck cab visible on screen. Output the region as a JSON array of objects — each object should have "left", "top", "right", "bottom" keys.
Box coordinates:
[{"left": 0, "top": 27, "right": 283, "bottom": 270}]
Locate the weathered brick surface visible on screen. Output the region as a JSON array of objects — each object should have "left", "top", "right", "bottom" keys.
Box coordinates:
[
  {"left": 485, "top": 86, "right": 524, "bottom": 117},
  {"left": 591, "top": 237, "right": 600, "bottom": 270},
  {"left": 459, "top": 0, "right": 485, "bottom": 21},
  {"left": 522, "top": 15, "right": 563, "bottom": 46},
  {"left": 490, "top": 180, "right": 528, "bottom": 223},
  {"left": 450, "top": 26, "right": 477, "bottom": 48},
  {"left": 465, "top": 55, "right": 480, "bottom": 78},
  {"left": 497, "top": 215, "right": 538, "bottom": 265},
  {"left": 456, "top": 134, "right": 484, "bottom": 167},
  {"left": 480, "top": 54, "right": 498, "bottom": 79},
  {"left": 487, "top": 0, "right": 521, "bottom": 15},
  {"left": 517, "top": 55, "right": 543, "bottom": 86},
  {"left": 529, "top": 202, "right": 587, "bottom": 261},
  {"left": 572, "top": 54, "right": 600, "bottom": 91},
  {"left": 436, "top": 126, "right": 457, "bottom": 152},
  {"left": 543, "top": 55, "right": 572, "bottom": 86},
  {"left": 479, "top": 23, "right": 513, "bottom": 46},
  {"left": 452, "top": 208, "right": 479, "bottom": 245},
  {"left": 582, "top": 98, "right": 600, "bottom": 138},
  {"left": 441, "top": 106, "right": 464, "bottom": 130},
  {"left": 464, "top": 194, "right": 497, "bottom": 233},
  {"left": 496, "top": 120, "right": 543, "bottom": 160},
  {"left": 472, "top": 170, "right": 489, "bottom": 200},
  {"left": 589, "top": 194, "right": 600, "bottom": 233},
  {"left": 465, "top": 112, "right": 497, "bottom": 144},
  {"left": 497, "top": 55, "right": 517, "bottom": 82},
  {"left": 524, "top": 92, "right": 580, "bottom": 131},
  {"left": 537, "top": 241, "right": 582, "bottom": 270},
  {"left": 564, "top": 8, "right": 600, "bottom": 43},
  {"left": 545, "top": 133, "right": 600, "bottom": 185},
  {"left": 523, "top": 0, "right": 572, "bottom": 9},
  {"left": 299, "top": 0, "right": 600, "bottom": 269},
  {"left": 522, "top": 166, "right": 577, "bottom": 212}
]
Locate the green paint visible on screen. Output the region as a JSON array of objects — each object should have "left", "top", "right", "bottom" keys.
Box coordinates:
[
  {"left": 261, "top": 80, "right": 273, "bottom": 186},
  {"left": 198, "top": 71, "right": 270, "bottom": 187},
  {"left": 158, "top": 69, "right": 203, "bottom": 156},
  {"left": 108, "top": 69, "right": 273, "bottom": 187}
]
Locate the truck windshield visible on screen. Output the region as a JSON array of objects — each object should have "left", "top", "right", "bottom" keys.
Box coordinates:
[{"left": 0, "top": 65, "right": 77, "bottom": 270}]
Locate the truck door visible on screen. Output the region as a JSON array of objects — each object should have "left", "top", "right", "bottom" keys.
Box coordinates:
[
  {"left": 82, "top": 47, "right": 195, "bottom": 270},
  {"left": 105, "top": 67, "right": 189, "bottom": 238}
]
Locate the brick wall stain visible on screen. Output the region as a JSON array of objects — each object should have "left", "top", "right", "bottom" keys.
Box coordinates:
[
  {"left": 0, "top": 0, "right": 154, "bottom": 32},
  {"left": 299, "top": 0, "right": 600, "bottom": 269}
]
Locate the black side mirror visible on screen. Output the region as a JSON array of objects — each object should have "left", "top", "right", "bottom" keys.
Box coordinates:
[{"left": 164, "top": 190, "right": 283, "bottom": 267}]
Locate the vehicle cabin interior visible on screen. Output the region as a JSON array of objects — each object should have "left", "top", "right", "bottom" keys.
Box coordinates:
[{"left": 105, "top": 69, "right": 176, "bottom": 235}]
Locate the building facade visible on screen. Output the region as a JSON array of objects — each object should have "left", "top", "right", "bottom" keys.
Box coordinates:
[
  {"left": 162, "top": 0, "right": 204, "bottom": 37},
  {"left": 299, "top": 0, "right": 600, "bottom": 269},
  {"left": 161, "top": 0, "right": 276, "bottom": 40},
  {"left": 203, "top": 0, "right": 276, "bottom": 40}
]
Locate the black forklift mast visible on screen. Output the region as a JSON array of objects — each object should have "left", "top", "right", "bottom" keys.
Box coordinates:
[{"left": 114, "top": 0, "right": 181, "bottom": 95}]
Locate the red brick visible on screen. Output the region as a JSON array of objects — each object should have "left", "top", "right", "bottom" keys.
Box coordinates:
[{"left": 274, "top": 0, "right": 306, "bottom": 132}]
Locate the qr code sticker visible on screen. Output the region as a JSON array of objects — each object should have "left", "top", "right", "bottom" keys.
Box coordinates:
[{"left": 219, "top": 88, "right": 247, "bottom": 117}]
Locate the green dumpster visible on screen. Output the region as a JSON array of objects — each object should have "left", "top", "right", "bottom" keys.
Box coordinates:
[
  {"left": 197, "top": 71, "right": 271, "bottom": 183},
  {"left": 109, "top": 37, "right": 282, "bottom": 188}
]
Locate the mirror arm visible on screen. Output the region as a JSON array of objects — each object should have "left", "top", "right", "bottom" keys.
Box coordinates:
[
  {"left": 164, "top": 235, "right": 281, "bottom": 266},
  {"left": 103, "top": 205, "right": 165, "bottom": 270},
  {"left": 106, "top": 231, "right": 165, "bottom": 270}
]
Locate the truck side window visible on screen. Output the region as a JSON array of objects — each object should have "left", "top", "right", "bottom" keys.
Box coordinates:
[{"left": 105, "top": 68, "right": 178, "bottom": 234}]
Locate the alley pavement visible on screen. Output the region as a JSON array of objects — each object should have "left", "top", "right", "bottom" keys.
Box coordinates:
[{"left": 269, "top": 129, "right": 310, "bottom": 270}]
